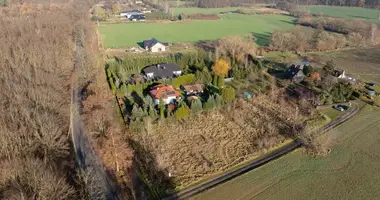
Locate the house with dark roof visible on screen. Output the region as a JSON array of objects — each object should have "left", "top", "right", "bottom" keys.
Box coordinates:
[
  {"left": 149, "top": 84, "right": 181, "bottom": 105},
  {"left": 285, "top": 62, "right": 310, "bottom": 83},
  {"left": 143, "top": 38, "right": 168, "bottom": 52},
  {"left": 142, "top": 63, "right": 182, "bottom": 80}
]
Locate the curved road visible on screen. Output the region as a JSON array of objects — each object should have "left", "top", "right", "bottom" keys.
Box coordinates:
[{"left": 164, "top": 104, "right": 360, "bottom": 200}]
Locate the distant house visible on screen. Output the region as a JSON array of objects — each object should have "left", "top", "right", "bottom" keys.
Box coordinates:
[
  {"left": 333, "top": 70, "right": 346, "bottom": 79},
  {"left": 286, "top": 66, "right": 305, "bottom": 83},
  {"left": 149, "top": 84, "right": 181, "bottom": 105},
  {"left": 135, "top": 0, "right": 143, "bottom": 4},
  {"left": 143, "top": 38, "right": 168, "bottom": 52},
  {"left": 129, "top": 14, "right": 145, "bottom": 21},
  {"left": 142, "top": 63, "right": 182, "bottom": 80},
  {"left": 120, "top": 10, "right": 142, "bottom": 18},
  {"left": 181, "top": 84, "right": 205, "bottom": 96}
]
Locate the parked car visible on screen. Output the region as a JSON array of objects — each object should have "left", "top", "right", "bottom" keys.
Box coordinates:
[
  {"left": 337, "top": 105, "right": 349, "bottom": 110},
  {"left": 334, "top": 106, "right": 344, "bottom": 111}
]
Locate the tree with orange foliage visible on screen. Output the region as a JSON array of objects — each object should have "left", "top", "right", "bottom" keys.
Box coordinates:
[{"left": 212, "top": 58, "right": 230, "bottom": 77}]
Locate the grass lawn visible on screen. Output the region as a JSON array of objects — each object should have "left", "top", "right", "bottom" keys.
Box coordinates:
[
  {"left": 299, "top": 5, "right": 380, "bottom": 23},
  {"left": 97, "top": 14, "right": 295, "bottom": 48},
  {"left": 173, "top": 7, "right": 240, "bottom": 15},
  {"left": 320, "top": 106, "right": 346, "bottom": 121},
  {"left": 191, "top": 105, "right": 380, "bottom": 200}
]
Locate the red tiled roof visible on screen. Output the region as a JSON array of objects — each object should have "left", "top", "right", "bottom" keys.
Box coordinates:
[{"left": 149, "top": 84, "right": 180, "bottom": 99}]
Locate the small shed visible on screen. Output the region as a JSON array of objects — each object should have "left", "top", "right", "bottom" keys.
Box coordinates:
[
  {"left": 243, "top": 91, "right": 255, "bottom": 100},
  {"left": 368, "top": 90, "right": 375, "bottom": 96}
]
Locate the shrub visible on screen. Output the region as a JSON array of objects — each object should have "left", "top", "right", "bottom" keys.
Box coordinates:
[
  {"left": 175, "top": 102, "right": 191, "bottom": 120},
  {"left": 204, "top": 95, "right": 216, "bottom": 110},
  {"left": 221, "top": 87, "right": 236, "bottom": 103},
  {"left": 191, "top": 98, "right": 203, "bottom": 115}
]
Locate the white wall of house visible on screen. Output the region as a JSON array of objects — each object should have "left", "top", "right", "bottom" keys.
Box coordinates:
[
  {"left": 154, "top": 96, "right": 177, "bottom": 105},
  {"left": 173, "top": 70, "right": 182, "bottom": 76},
  {"left": 150, "top": 43, "right": 166, "bottom": 52},
  {"left": 146, "top": 72, "right": 154, "bottom": 79}
]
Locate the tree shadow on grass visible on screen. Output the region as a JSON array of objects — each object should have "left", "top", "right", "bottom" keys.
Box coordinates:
[
  {"left": 129, "top": 139, "right": 177, "bottom": 200},
  {"left": 252, "top": 32, "right": 271, "bottom": 47}
]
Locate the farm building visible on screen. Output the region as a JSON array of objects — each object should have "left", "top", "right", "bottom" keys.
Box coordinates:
[
  {"left": 143, "top": 38, "right": 168, "bottom": 52},
  {"left": 142, "top": 63, "right": 182, "bottom": 80},
  {"left": 181, "top": 84, "right": 205, "bottom": 96},
  {"left": 149, "top": 84, "right": 181, "bottom": 105}
]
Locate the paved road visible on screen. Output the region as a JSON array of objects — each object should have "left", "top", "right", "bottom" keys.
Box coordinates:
[{"left": 164, "top": 104, "right": 360, "bottom": 200}]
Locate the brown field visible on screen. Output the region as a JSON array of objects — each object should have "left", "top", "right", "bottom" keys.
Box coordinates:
[
  {"left": 131, "top": 92, "right": 315, "bottom": 189},
  {"left": 308, "top": 46, "right": 380, "bottom": 84}
]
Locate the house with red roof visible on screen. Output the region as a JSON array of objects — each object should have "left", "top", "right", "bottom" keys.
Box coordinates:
[{"left": 149, "top": 84, "right": 181, "bottom": 105}]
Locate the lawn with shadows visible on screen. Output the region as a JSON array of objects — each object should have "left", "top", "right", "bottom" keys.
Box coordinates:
[
  {"left": 299, "top": 5, "right": 380, "bottom": 23},
  {"left": 98, "top": 14, "right": 295, "bottom": 48}
]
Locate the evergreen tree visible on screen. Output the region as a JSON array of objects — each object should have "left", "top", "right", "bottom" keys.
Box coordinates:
[
  {"left": 215, "top": 94, "right": 223, "bottom": 108},
  {"left": 204, "top": 95, "right": 216, "bottom": 110},
  {"left": 159, "top": 101, "right": 165, "bottom": 119},
  {"left": 191, "top": 98, "right": 203, "bottom": 115},
  {"left": 217, "top": 75, "right": 224, "bottom": 88},
  {"left": 212, "top": 75, "right": 218, "bottom": 86},
  {"left": 221, "top": 87, "right": 236, "bottom": 103}
]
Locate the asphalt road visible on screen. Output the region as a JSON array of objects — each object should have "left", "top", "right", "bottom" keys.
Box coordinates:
[{"left": 164, "top": 104, "right": 360, "bottom": 200}]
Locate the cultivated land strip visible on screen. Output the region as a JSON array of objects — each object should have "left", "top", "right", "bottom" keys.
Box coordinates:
[{"left": 164, "top": 104, "right": 360, "bottom": 200}]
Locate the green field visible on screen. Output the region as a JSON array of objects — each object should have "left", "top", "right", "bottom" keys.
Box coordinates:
[
  {"left": 191, "top": 105, "right": 380, "bottom": 200},
  {"left": 173, "top": 7, "right": 240, "bottom": 15},
  {"left": 300, "top": 5, "right": 380, "bottom": 23},
  {"left": 98, "top": 14, "right": 295, "bottom": 48}
]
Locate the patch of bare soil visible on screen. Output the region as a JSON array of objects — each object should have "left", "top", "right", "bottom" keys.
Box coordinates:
[
  {"left": 254, "top": 7, "right": 289, "bottom": 15},
  {"left": 132, "top": 92, "right": 308, "bottom": 187}
]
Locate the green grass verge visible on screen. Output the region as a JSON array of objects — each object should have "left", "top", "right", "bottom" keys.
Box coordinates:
[
  {"left": 191, "top": 105, "right": 380, "bottom": 200},
  {"left": 97, "top": 14, "right": 295, "bottom": 48},
  {"left": 299, "top": 5, "right": 380, "bottom": 23},
  {"left": 173, "top": 7, "right": 240, "bottom": 15}
]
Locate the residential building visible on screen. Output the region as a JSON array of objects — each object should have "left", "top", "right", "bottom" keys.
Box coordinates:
[
  {"left": 143, "top": 38, "right": 168, "bottom": 52},
  {"left": 181, "top": 84, "right": 205, "bottom": 96},
  {"left": 286, "top": 66, "right": 305, "bottom": 83},
  {"left": 142, "top": 63, "right": 182, "bottom": 80},
  {"left": 149, "top": 84, "right": 181, "bottom": 105},
  {"left": 120, "top": 10, "right": 142, "bottom": 18}
]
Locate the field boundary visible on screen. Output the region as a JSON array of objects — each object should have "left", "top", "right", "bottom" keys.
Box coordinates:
[{"left": 164, "top": 103, "right": 360, "bottom": 200}]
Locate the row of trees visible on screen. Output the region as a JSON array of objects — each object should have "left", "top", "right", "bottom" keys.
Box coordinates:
[
  {"left": 298, "top": 16, "right": 378, "bottom": 41},
  {"left": 270, "top": 26, "right": 372, "bottom": 52},
  {"left": 129, "top": 86, "right": 236, "bottom": 126}
]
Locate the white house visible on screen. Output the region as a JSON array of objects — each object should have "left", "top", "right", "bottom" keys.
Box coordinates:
[{"left": 143, "top": 38, "right": 168, "bottom": 52}]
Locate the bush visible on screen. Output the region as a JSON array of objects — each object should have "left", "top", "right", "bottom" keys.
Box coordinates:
[
  {"left": 175, "top": 102, "right": 191, "bottom": 120},
  {"left": 204, "top": 95, "right": 216, "bottom": 110},
  {"left": 221, "top": 87, "right": 236, "bottom": 103},
  {"left": 145, "top": 12, "right": 176, "bottom": 20},
  {"left": 191, "top": 98, "right": 203, "bottom": 115}
]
